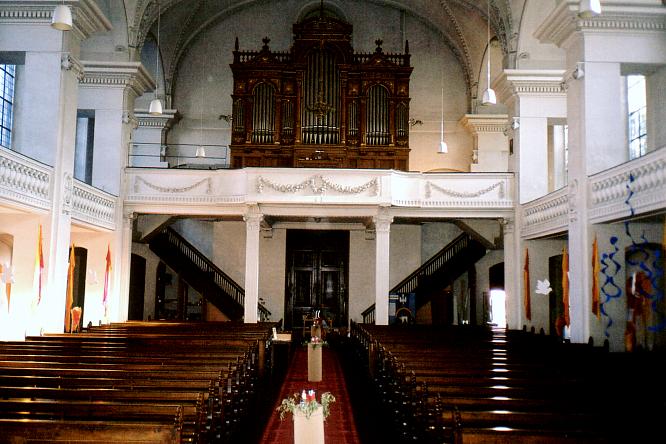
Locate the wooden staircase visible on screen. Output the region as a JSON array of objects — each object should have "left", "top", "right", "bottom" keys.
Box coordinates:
[
  {"left": 149, "top": 227, "right": 269, "bottom": 321},
  {"left": 362, "top": 232, "right": 486, "bottom": 323}
]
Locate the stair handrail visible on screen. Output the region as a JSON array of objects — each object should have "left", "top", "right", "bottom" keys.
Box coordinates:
[
  {"left": 362, "top": 304, "right": 376, "bottom": 324},
  {"left": 160, "top": 227, "right": 273, "bottom": 319},
  {"left": 390, "top": 233, "right": 472, "bottom": 295}
]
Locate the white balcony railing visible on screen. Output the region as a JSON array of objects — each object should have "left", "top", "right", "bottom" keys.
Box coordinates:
[
  {"left": 0, "top": 148, "right": 52, "bottom": 211},
  {"left": 72, "top": 180, "right": 117, "bottom": 230},
  {"left": 125, "top": 168, "right": 514, "bottom": 217},
  {"left": 589, "top": 147, "right": 666, "bottom": 224},
  {"left": 521, "top": 187, "right": 569, "bottom": 239}
]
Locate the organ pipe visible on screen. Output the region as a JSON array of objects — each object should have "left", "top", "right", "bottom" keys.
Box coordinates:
[
  {"left": 366, "top": 85, "right": 390, "bottom": 145},
  {"left": 252, "top": 83, "right": 275, "bottom": 144}
]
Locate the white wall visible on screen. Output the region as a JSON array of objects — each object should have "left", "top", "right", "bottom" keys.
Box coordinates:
[{"left": 349, "top": 230, "right": 375, "bottom": 323}]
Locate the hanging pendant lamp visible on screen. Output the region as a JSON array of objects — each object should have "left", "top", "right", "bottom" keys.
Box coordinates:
[
  {"left": 578, "top": 0, "right": 601, "bottom": 18},
  {"left": 481, "top": 0, "right": 496, "bottom": 105},
  {"left": 196, "top": 1, "right": 208, "bottom": 159},
  {"left": 51, "top": 2, "right": 73, "bottom": 31},
  {"left": 438, "top": 86, "right": 448, "bottom": 154},
  {"left": 149, "top": 0, "right": 163, "bottom": 115}
]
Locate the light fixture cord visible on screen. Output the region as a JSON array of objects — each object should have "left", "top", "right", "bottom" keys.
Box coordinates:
[
  {"left": 486, "top": 0, "right": 491, "bottom": 92},
  {"left": 155, "top": 0, "right": 161, "bottom": 100},
  {"left": 440, "top": 69, "right": 444, "bottom": 144},
  {"left": 200, "top": 9, "right": 206, "bottom": 150}
]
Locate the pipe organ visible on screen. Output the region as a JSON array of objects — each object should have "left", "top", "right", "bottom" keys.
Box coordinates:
[{"left": 229, "top": 12, "right": 412, "bottom": 170}]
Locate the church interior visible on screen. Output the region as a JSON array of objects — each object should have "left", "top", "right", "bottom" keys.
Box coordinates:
[{"left": 0, "top": 0, "right": 665, "bottom": 442}]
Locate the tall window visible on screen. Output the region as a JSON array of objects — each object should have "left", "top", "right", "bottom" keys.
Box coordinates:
[
  {"left": 74, "top": 110, "right": 95, "bottom": 184},
  {"left": 627, "top": 75, "right": 647, "bottom": 159},
  {"left": 548, "top": 123, "right": 568, "bottom": 191},
  {"left": 0, "top": 64, "right": 15, "bottom": 148}
]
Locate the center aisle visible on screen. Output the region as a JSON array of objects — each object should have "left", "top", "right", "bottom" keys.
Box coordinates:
[{"left": 260, "top": 345, "right": 361, "bottom": 444}]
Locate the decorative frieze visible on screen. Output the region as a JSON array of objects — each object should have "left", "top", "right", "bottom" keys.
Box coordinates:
[
  {"left": 256, "top": 175, "right": 379, "bottom": 196},
  {"left": 134, "top": 176, "right": 212, "bottom": 194},
  {"left": 425, "top": 180, "right": 504, "bottom": 199}
]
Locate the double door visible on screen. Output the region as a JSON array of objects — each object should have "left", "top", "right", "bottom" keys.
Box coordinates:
[{"left": 285, "top": 230, "right": 349, "bottom": 331}]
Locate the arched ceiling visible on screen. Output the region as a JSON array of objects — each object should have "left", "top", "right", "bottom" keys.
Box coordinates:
[{"left": 128, "top": 0, "right": 517, "bottom": 104}]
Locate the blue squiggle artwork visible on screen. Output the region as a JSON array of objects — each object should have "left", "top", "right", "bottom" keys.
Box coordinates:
[
  {"left": 600, "top": 236, "right": 622, "bottom": 337},
  {"left": 623, "top": 173, "right": 665, "bottom": 333}
]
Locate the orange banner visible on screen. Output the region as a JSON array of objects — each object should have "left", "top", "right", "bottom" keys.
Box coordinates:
[
  {"left": 523, "top": 248, "right": 531, "bottom": 321},
  {"left": 33, "top": 225, "right": 44, "bottom": 307},
  {"left": 103, "top": 244, "right": 112, "bottom": 314},
  {"left": 562, "top": 247, "right": 570, "bottom": 327},
  {"left": 64, "top": 245, "right": 75, "bottom": 332}
]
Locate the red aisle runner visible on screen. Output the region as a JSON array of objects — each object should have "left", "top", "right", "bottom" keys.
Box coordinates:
[{"left": 261, "top": 346, "right": 360, "bottom": 444}]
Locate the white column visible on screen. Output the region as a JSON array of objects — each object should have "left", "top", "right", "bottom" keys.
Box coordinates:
[
  {"left": 502, "top": 217, "right": 522, "bottom": 330},
  {"left": 113, "top": 210, "right": 134, "bottom": 323},
  {"left": 243, "top": 207, "right": 262, "bottom": 323},
  {"left": 42, "top": 53, "right": 84, "bottom": 334},
  {"left": 373, "top": 211, "right": 393, "bottom": 325}
]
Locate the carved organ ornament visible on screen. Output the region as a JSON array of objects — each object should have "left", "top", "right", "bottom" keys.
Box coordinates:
[{"left": 230, "top": 11, "right": 412, "bottom": 170}]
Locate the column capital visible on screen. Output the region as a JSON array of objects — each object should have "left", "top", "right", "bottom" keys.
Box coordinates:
[
  {"left": 61, "top": 53, "right": 85, "bottom": 81},
  {"left": 243, "top": 205, "right": 263, "bottom": 231},
  {"left": 372, "top": 211, "right": 393, "bottom": 233}
]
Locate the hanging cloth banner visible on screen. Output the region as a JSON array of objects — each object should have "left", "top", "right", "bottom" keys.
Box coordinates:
[
  {"left": 592, "top": 237, "right": 601, "bottom": 319},
  {"left": 103, "top": 244, "right": 112, "bottom": 317},
  {"left": 64, "top": 244, "right": 75, "bottom": 332},
  {"left": 562, "top": 247, "right": 570, "bottom": 327},
  {"left": 523, "top": 248, "right": 531, "bottom": 321},
  {"left": 32, "top": 225, "right": 44, "bottom": 308}
]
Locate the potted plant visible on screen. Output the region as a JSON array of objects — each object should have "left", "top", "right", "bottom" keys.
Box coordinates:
[{"left": 277, "top": 390, "right": 336, "bottom": 444}]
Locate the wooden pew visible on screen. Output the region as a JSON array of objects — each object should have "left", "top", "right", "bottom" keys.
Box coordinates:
[{"left": 0, "top": 418, "right": 182, "bottom": 443}]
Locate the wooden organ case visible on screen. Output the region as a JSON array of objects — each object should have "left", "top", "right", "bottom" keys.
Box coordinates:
[{"left": 229, "top": 13, "right": 413, "bottom": 170}]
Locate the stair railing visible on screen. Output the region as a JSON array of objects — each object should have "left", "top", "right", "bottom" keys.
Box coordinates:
[
  {"left": 362, "top": 304, "right": 376, "bottom": 324},
  {"left": 160, "top": 228, "right": 272, "bottom": 319},
  {"left": 162, "top": 228, "right": 245, "bottom": 307},
  {"left": 390, "top": 233, "right": 471, "bottom": 295}
]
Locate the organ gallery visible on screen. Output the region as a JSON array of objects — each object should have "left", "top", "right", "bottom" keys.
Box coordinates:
[{"left": 229, "top": 9, "right": 413, "bottom": 170}]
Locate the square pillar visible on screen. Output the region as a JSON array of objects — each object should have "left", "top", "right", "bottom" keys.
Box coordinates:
[
  {"left": 244, "top": 207, "right": 262, "bottom": 323},
  {"left": 373, "top": 211, "right": 393, "bottom": 325}
]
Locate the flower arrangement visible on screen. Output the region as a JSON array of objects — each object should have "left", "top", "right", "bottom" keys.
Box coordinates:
[
  {"left": 277, "top": 389, "right": 336, "bottom": 420},
  {"left": 306, "top": 335, "right": 327, "bottom": 349}
]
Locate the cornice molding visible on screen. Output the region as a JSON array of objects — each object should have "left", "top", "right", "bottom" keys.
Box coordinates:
[
  {"left": 0, "top": 1, "right": 112, "bottom": 40},
  {"left": 81, "top": 61, "right": 154, "bottom": 97},
  {"left": 459, "top": 114, "right": 508, "bottom": 134},
  {"left": 134, "top": 109, "right": 180, "bottom": 129},
  {"left": 495, "top": 69, "right": 566, "bottom": 103},
  {"left": 535, "top": 0, "right": 666, "bottom": 48}
]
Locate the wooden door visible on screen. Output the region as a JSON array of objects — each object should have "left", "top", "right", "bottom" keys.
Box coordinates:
[{"left": 285, "top": 230, "right": 349, "bottom": 330}]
